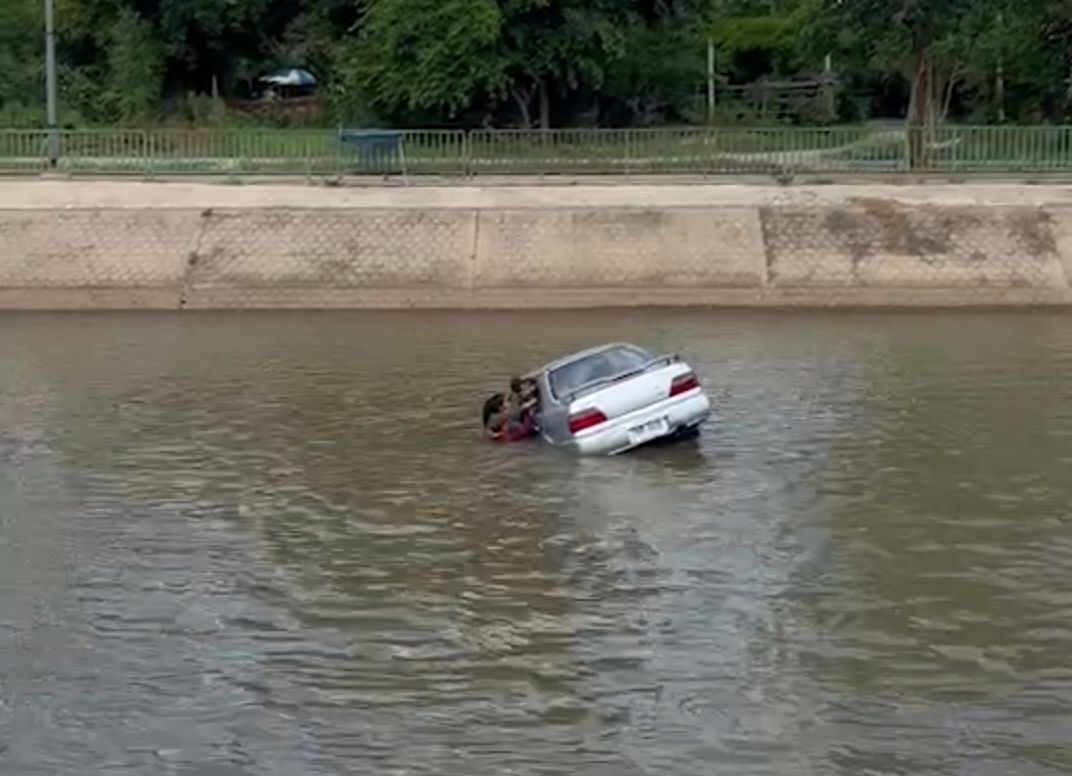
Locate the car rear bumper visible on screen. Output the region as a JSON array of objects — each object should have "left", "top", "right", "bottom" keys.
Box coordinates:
[{"left": 570, "top": 390, "right": 712, "bottom": 455}]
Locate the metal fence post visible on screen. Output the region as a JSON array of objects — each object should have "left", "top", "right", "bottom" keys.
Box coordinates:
[
  {"left": 903, "top": 124, "right": 912, "bottom": 173},
  {"left": 462, "top": 130, "right": 471, "bottom": 179},
  {"left": 303, "top": 132, "right": 311, "bottom": 182},
  {"left": 144, "top": 130, "right": 153, "bottom": 179}
]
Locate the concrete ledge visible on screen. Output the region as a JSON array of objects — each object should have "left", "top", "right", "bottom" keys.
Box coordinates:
[
  {"left": 761, "top": 202, "right": 1067, "bottom": 289},
  {"left": 474, "top": 208, "right": 764, "bottom": 288},
  {"left": 181, "top": 287, "right": 480, "bottom": 309},
  {"left": 466, "top": 286, "right": 1072, "bottom": 308},
  {"left": 0, "top": 209, "right": 197, "bottom": 287},
  {"left": 177, "top": 287, "right": 1072, "bottom": 310},
  {"left": 2, "top": 180, "right": 1072, "bottom": 310},
  {"left": 0, "top": 287, "right": 181, "bottom": 309},
  {"left": 13, "top": 179, "right": 1072, "bottom": 210},
  {"left": 190, "top": 209, "right": 475, "bottom": 289},
  {"left": 1041, "top": 208, "right": 1072, "bottom": 287}
]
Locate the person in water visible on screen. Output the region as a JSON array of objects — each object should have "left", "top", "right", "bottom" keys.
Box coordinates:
[
  {"left": 505, "top": 376, "right": 538, "bottom": 422},
  {"left": 482, "top": 377, "right": 537, "bottom": 440},
  {"left": 482, "top": 393, "right": 508, "bottom": 438}
]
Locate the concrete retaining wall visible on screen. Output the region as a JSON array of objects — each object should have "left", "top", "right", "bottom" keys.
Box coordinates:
[{"left": 2, "top": 181, "right": 1071, "bottom": 308}]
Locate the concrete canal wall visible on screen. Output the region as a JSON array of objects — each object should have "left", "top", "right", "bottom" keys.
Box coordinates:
[{"left": 2, "top": 180, "right": 1072, "bottom": 309}]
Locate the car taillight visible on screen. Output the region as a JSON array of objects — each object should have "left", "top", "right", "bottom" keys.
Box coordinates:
[
  {"left": 669, "top": 372, "right": 700, "bottom": 397},
  {"left": 568, "top": 408, "right": 608, "bottom": 435}
]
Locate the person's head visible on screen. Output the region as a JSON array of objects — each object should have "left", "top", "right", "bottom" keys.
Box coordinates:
[
  {"left": 482, "top": 393, "right": 505, "bottom": 428},
  {"left": 510, "top": 376, "right": 523, "bottom": 395}
]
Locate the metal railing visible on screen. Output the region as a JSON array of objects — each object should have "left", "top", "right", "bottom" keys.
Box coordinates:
[{"left": 6, "top": 126, "right": 1072, "bottom": 178}]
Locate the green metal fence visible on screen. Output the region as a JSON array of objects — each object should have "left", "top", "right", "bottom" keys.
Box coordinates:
[{"left": 6, "top": 126, "right": 1072, "bottom": 177}]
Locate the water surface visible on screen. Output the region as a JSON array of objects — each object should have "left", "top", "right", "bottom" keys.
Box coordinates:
[{"left": 2, "top": 310, "right": 1072, "bottom": 775}]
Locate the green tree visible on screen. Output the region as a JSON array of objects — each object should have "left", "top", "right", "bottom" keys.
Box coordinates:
[
  {"left": 950, "top": 1, "right": 1056, "bottom": 122},
  {"left": 604, "top": 12, "right": 704, "bottom": 125},
  {"left": 342, "top": 0, "right": 632, "bottom": 127},
  {"left": 342, "top": 0, "right": 506, "bottom": 120},
  {"left": 1036, "top": 0, "right": 1072, "bottom": 120},
  {"left": 104, "top": 9, "right": 165, "bottom": 122},
  {"left": 815, "top": 0, "right": 983, "bottom": 162},
  {"left": 0, "top": 0, "right": 43, "bottom": 124},
  {"left": 5, "top": 0, "right": 1072, "bottom": 128},
  {"left": 816, "top": 0, "right": 1006, "bottom": 124},
  {"left": 156, "top": 0, "right": 272, "bottom": 94},
  {"left": 499, "top": 0, "right": 631, "bottom": 128}
]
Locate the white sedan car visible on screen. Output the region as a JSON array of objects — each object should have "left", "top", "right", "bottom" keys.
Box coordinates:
[{"left": 526, "top": 342, "right": 711, "bottom": 455}]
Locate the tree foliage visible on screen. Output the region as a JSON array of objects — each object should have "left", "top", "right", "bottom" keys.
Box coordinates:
[
  {"left": 0, "top": 0, "right": 44, "bottom": 125},
  {"left": 2, "top": 0, "right": 1071, "bottom": 127},
  {"left": 105, "top": 9, "right": 165, "bottom": 122},
  {"left": 344, "top": 0, "right": 506, "bottom": 119},
  {"left": 499, "top": 0, "right": 632, "bottom": 127}
]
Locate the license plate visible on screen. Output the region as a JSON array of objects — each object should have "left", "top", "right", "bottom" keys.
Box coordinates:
[{"left": 628, "top": 417, "right": 668, "bottom": 445}]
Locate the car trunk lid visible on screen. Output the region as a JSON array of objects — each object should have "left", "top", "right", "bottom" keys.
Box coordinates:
[{"left": 567, "top": 361, "right": 694, "bottom": 425}]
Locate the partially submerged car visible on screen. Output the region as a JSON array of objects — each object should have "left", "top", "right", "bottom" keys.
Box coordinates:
[{"left": 523, "top": 342, "right": 711, "bottom": 455}]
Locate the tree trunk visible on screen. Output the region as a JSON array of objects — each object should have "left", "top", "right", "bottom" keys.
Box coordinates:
[
  {"left": 511, "top": 85, "right": 533, "bottom": 128},
  {"left": 537, "top": 78, "right": 550, "bottom": 130},
  {"left": 941, "top": 65, "right": 960, "bottom": 124},
  {"left": 908, "top": 47, "right": 931, "bottom": 170},
  {"left": 1065, "top": 64, "right": 1072, "bottom": 122}
]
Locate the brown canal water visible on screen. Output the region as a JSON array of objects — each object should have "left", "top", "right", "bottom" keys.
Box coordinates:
[{"left": 2, "top": 310, "right": 1072, "bottom": 776}]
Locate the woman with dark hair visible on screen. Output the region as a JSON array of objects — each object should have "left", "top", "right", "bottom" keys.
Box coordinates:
[{"left": 482, "top": 393, "right": 507, "bottom": 438}]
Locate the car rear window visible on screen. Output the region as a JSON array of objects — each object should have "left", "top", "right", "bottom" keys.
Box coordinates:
[{"left": 549, "top": 345, "right": 652, "bottom": 399}]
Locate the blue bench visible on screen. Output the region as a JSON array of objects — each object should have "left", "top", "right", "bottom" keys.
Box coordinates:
[{"left": 337, "top": 129, "right": 407, "bottom": 176}]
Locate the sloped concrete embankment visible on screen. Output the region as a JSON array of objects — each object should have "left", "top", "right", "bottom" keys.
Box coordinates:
[{"left": 1, "top": 183, "right": 1070, "bottom": 308}]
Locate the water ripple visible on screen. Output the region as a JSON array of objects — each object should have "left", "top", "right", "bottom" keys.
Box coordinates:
[{"left": 2, "top": 311, "right": 1072, "bottom": 775}]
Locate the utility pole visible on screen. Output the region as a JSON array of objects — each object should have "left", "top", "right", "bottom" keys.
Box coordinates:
[
  {"left": 706, "top": 38, "right": 716, "bottom": 124},
  {"left": 45, "top": 0, "right": 58, "bottom": 167},
  {"left": 996, "top": 10, "right": 1006, "bottom": 122},
  {"left": 822, "top": 54, "right": 835, "bottom": 122}
]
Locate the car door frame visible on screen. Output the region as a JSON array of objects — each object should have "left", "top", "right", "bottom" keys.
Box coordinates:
[{"left": 535, "top": 369, "right": 572, "bottom": 446}]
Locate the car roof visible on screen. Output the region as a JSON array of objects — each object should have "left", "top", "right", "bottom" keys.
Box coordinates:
[{"left": 529, "top": 342, "right": 647, "bottom": 377}]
